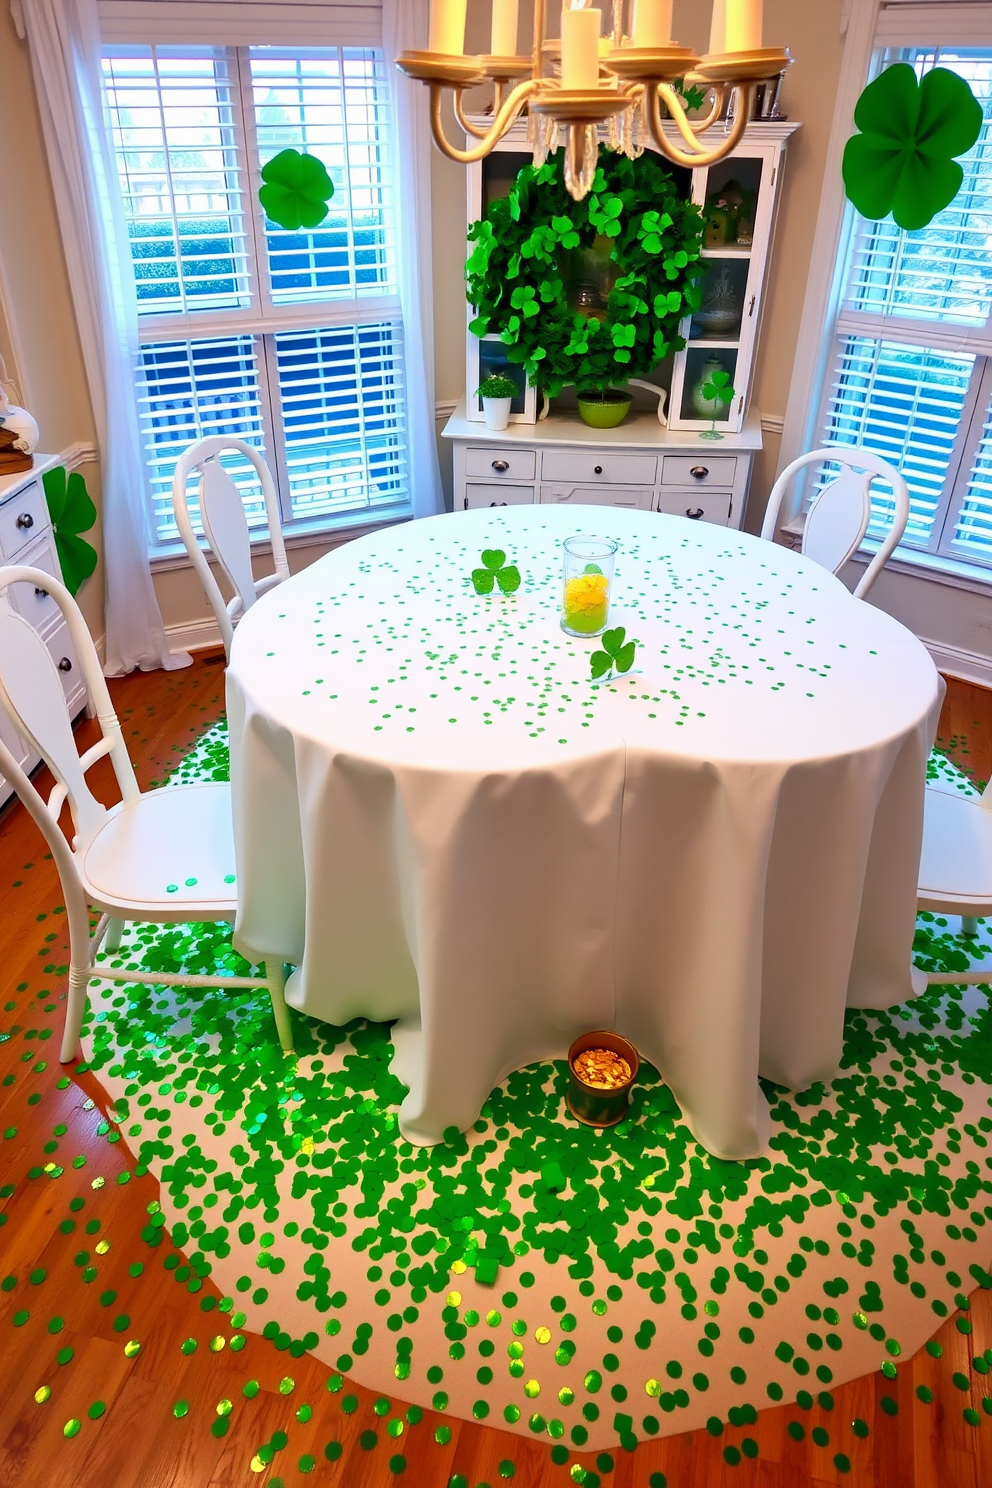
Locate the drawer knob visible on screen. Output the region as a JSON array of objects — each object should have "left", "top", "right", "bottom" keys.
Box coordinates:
[
  {"left": 690, "top": 466, "right": 709, "bottom": 481},
  {"left": 15, "top": 512, "right": 34, "bottom": 530},
  {"left": 58, "top": 657, "right": 73, "bottom": 673},
  {"left": 594, "top": 465, "right": 603, "bottom": 475},
  {"left": 686, "top": 507, "right": 705, "bottom": 521},
  {"left": 491, "top": 459, "right": 510, "bottom": 474},
  {"left": 34, "top": 587, "right": 49, "bottom": 598}
]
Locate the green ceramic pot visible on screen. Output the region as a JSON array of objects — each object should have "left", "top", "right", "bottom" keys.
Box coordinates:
[{"left": 577, "top": 389, "right": 632, "bottom": 429}]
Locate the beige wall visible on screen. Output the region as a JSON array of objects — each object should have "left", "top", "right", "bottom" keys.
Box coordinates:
[{"left": 1, "top": 0, "right": 854, "bottom": 644}]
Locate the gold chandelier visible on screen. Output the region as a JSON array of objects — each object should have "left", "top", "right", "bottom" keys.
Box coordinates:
[{"left": 397, "top": 0, "right": 790, "bottom": 200}]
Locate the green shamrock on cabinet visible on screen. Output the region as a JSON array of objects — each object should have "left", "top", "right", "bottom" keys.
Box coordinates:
[{"left": 41, "top": 465, "right": 97, "bottom": 596}]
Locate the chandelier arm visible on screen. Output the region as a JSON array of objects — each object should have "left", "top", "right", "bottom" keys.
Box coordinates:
[
  {"left": 686, "top": 85, "right": 727, "bottom": 134},
  {"left": 430, "top": 80, "right": 542, "bottom": 164},
  {"left": 646, "top": 82, "right": 755, "bottom": 167},
  {"left": 454, "top": 90, "right": 491, "bottom": 139}
]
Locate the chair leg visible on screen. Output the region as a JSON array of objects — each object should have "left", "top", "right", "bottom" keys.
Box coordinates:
[
  {"left": 60, "top": 963, "right": 91, "bottom": 1063},
  {"left": 962, "top": 916, "right": 980, "bottom": 937},
  {"left": 105, "top": 918, "right": 124, "bottom": 952},
  {"left": 265, "top": 962, "right": 294, "bottom": 1054}
]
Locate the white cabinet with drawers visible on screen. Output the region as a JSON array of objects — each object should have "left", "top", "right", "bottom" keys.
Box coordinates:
[
  {"left": 0, "top": 456, "right": 91, "bottom": 811},
  {"left": 444, "top": 403, "right": 761, "bottom": 530}
]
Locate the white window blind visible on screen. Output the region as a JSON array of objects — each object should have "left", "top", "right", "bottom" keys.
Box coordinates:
[
  {"left": 101, "top": 36, "right": 410, "bottom": 548},
  {"left": 814, "top": 47, "right": 992, "bottom": 570}
]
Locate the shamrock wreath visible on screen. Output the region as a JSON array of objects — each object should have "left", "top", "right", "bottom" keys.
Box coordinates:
[{"left": 466, "top": 146, "right": 706, "bottom": 397}]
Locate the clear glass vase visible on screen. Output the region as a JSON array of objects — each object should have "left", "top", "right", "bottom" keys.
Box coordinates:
[{"left": 561, "top": 535, "right": 618, "bottom": 638}]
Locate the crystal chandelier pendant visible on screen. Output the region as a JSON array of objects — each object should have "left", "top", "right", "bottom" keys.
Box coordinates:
[
  {"left": 564, "top": 123, "right": 600, "bottom": 202},
  {"left": 528, "top": 111, "right": 559, "bottom": 170},
  {"left": 629, "top": 94, "right": 647, "bottom": 159}
]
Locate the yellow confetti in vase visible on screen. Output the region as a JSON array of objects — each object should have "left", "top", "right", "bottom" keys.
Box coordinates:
[{"left": 561, "top": 535, "right": 618, "bottom": 638}]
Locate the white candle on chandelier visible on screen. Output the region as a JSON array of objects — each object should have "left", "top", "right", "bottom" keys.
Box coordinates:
[
  {"left": 708, "top": 0, "right": 727, "bottom": 54},
  {"left": 724, "top": 0, "right": 763, "bottom": 52},
  {"left": 631, "top": 0, "right": 673, "bottom": 47},
  {"left": 429, "top": 0, "right": 468, "bottom": 56},
  {"left": 561, "top": 2, "right": 601, "bottom": 89},
  {"left": 491, "top": 0, "right": 519, "bottom": 55}
]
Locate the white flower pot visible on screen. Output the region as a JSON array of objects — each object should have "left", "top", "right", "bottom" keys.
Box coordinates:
[{"left": 483, "top": 397, "right": 512, "bottom": 432}]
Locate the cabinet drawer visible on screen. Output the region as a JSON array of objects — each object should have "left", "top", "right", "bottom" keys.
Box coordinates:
[
  {"left": 44, "top": 620, "right": 85, "bottom": 713},
  {"left": 541, "top": 485, "right": 654, "bottom": 511},
  {"left": 9, "top": 536, "right": 63, "bottom": 633},
  {"left": 0, "top": 480, "right": 48, "bottom": 560},
  {"left": 656, "top": 491, "right": 734, "bottom": 526},
  {"left": 542, "top": 450, "right": 658, "bottom": 485},
  {"left": 465, "top": 447, "right": 536, "bottom": 481},
  {"left": 463, "top": 484, "right": 535, "bottom": 510},
  {"left": 661, "top": 456, "right": 738, "bottom": 488}
]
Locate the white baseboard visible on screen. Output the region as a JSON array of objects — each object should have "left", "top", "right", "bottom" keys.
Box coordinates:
[
  {"left": 924, "top": 638, "right": 992, "bottom": 689},
  {"left": 167, "top": 616, "right": 223, "bottom": 654}
]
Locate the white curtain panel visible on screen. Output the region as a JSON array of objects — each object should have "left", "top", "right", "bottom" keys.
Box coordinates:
[
  {"left": 17, "top": 0, "right": 190, "bottom": 674},
  {"left": 382, "top": 0, "right": 444, "bottom": 519}
]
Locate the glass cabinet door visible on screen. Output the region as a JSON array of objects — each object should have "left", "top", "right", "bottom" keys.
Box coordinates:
[{"left": 668, "top": 141, "right": 785, "bottom": 433}]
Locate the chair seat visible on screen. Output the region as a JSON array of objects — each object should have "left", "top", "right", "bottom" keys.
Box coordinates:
[
  {"left": 78, "top": 782, "right": 238, "bottom": 918},
  {"left": 918, "top": 785, "right": 992, "bottom": 913}
]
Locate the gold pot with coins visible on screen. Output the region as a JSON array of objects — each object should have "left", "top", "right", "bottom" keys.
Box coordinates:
[{"left": 566, "top": 1031, "right": 639, "bottom": 1128}]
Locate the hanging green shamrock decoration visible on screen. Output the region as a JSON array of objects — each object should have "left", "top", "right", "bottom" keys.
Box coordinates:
[
  {"left": 842, "top": 64, "right": 983, "bottom": 232},
  {"left": 41, "top": 465, "right": 97, "bottom": 596},
  {"left": 258, "top": 149, "right": 335, "bottom": 231},
  {"left": 471, "top": 549, "right": 521, "bottom": 595},
  {"left": 590, "top": 627, "right": 636, "bottom": 682}
]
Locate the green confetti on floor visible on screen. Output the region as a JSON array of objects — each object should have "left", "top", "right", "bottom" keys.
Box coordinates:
[{"left": 16, "top": 720, "right": 979, "bottom": 1452}]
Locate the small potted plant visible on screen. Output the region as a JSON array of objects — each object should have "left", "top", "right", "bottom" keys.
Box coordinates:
[{"left": 477, "top": 373, "right": 517, "bottom": 432}]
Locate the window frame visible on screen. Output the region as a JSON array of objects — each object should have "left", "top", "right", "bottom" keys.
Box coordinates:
[
  {"left": 778, "top": 0, "right": 992, "bottom": 587},
  {"left": 100, "top": 30, "right": 412, "bottom": 555}
]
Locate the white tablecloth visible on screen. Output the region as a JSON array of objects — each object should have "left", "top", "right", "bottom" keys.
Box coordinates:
[{"left": 227, "top": 506, "right": 941, "bottom": 1158}]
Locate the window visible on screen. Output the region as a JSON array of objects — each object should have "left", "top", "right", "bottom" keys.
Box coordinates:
[
  {"left": 813, "top": 48, "right": 992, "bottom": 572},
  {"left": 101, "top": 43, "right": 410, "bottom": 549}
]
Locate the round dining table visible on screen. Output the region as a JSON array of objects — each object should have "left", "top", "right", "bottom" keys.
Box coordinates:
[{"left": 226, "top": 505, "right": 941, "bottom": 1159}]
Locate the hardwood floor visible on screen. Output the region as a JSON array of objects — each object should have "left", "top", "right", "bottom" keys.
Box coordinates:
[{"left": 0, "top": 658, "right": 990, "bottom": 1488}]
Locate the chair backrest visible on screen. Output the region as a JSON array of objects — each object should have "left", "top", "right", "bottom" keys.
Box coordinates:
[
  {"left": 171, "top": 437, "right": 289, "bottom": 657},
  {"left": 0, "top": 567, "right": 139, "bottom": 852},
  {"left": 761, "top": 445, "right": 911, "bottom": 600}
]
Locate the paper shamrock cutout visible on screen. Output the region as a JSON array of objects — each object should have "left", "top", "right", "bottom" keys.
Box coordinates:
[
  {"left": 590, "top": 626, "right": 636, "bottom": 681},
  {"left": 259, "top": 150, "right": 335, "bottom": 232},
  {"left": 472, "top": 549, "right": 521, "bottom": 595},
  {"left": 41, "top": 465, "right": 97, "bottom": 596},
  {"left": 700, "top": 367, "right": 735, "bottom": 408},
  {"left": 843, "top": 64, "right": 983, "bottom": 232}
]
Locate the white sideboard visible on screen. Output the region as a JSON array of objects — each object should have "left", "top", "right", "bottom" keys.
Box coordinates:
[
  {"left": 0, "top": 456, "right": 90, "bottom": 810},
  {"left": 443, "top": 403, "right": 762, "bottom": 528}
]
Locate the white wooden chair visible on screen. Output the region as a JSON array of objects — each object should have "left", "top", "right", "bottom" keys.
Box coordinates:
[
  {"left": 171, "top": 437, "right": 290, "bottom": 660},
  {"left": 0, "top": 565, "right": 293, "bottom": 1062},
  {"left": 917, "top": 778, "right": 992, "bottom": 983},
  {"left": 761, "top": 446, "right": 911, "bottom": 600}
]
